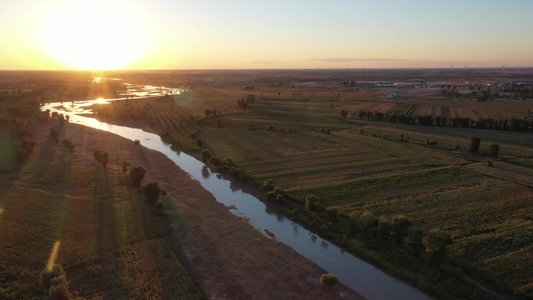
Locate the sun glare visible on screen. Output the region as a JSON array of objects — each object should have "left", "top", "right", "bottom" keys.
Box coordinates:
[{"left": 43, "top": 1, "right": 145, "bottom": 70}]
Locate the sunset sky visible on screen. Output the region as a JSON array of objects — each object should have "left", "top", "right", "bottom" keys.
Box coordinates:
[{"left": 1, "top": 0, "right": 533, "bottom": 70}]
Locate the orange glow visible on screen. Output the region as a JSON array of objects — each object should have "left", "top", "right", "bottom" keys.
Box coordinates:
[{"left": 41, "top": 0, "right": 146, "bottom": 70}]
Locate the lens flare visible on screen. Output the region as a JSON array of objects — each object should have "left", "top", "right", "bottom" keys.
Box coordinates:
[{"left": 46, "top": 240, "right": 61, "bottom": 271}]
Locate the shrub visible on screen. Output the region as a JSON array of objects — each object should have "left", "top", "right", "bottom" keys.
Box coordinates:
[
  {"left": 381, "top": 133, "right": 388, "bottom": 139},
  {"left": 143, "top": 181, "right": 161, "bottom": 204},
  {"left": 266, "top": 125, "right": 275, "bottom": 132},
  {"left": 326, "top": 128, "right": 331, "bottom": 134},
  {"left": 129, "top": 166, "right": 146, "bottom": 187},
  {"left": 399, "top": 133, "right": 405, "bottom": 142},
  {"left": 133, "top": 139, "right": 140, "bottom": 145},
  {"left": 359, "top": 129, "right": 364, "bottom": 135},
  {"left": 320, "top": 273, "right": 339, "bottom": 287}
]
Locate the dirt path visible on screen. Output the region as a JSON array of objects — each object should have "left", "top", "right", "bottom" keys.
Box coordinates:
[{"left": 37, "top": 121, "right": 363, "bottom": 299}]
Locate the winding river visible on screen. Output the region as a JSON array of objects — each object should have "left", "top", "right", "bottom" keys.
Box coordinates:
[{"left": 42, "top": 84, "right": 433, "bottom": 300}]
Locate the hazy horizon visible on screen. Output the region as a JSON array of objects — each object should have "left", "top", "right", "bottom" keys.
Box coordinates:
[{"left": 2, "top": 0, "right": 533, "bottom": 70}]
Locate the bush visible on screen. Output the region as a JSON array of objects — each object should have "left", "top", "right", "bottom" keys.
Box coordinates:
[
  {"left": 320, "top": 273, "right": 339, "bottom": 287},
  {"left": 143, "top": 181, "right": 161, "bottom": 204},
  {"left": 485, "top": 159, "right": 494, "bottom": 167},
  {"left": 133, "top": 139, "right": 140, "bottom": 145},
  {"left": 129, "top": 166, "right": 146, "bottom": 187}
]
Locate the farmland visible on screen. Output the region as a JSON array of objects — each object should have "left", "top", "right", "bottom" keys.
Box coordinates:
[
  {"left": 143, "top": 69, "right": 533, "bottom": 299},
  {"left": 1, "top": 68, "right": 532, "bottom": 299}
]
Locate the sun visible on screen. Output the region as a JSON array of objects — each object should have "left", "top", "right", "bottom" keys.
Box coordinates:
[{"left": 43, "top": 0, "right": 146, "bottom": 70}]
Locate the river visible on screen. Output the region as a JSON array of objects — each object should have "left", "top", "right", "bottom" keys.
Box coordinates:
[{"left": 42, "top": 85, "right": 433, "bottom": 300}]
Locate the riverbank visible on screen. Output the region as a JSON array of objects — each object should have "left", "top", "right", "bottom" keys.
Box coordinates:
[{"left": 34, "top": 120, "right": 363, "bottom": 299}]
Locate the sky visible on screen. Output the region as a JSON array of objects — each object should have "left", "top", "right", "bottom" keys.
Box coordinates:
[{"left": 1, "top": 0, "right": 533, "bottom": 70}]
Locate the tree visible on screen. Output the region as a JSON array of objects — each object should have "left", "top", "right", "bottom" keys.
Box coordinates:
[
  {"left": 143, "top": 181, "right": 161, "bottom": 204},
  {"left": 39, "top": 264, "right": 72, "bottom": 299},
  {"left": 262, "top": 179, "right": 275, "bottom": 192},
  {"left": 94, "top": 150, "right": 109, "bottom": 168},
  {"left": 129, "top": 166, "right": 146, "bottom": 187},
  {"left": 377, "top": 218, "right": 392, "bottom": 243},
  {"left": 305, "top": 194, "right": 321, "bottom": 211},
  {"left": 340, "top": 109, "right": 348, "bottom": 118},
  {"left": 246, "top": 94, "right": 256, "bottom": 103},
  {"left": 490, "top": 143, "right": 500, "bottom": 157},
  {"left": 407, "top": 226, "right": 424, "bottom": 257},
  {"left": 121, "top": 161, "right": 131, "bottom": 173},
  {"left": 358, "top": 211, "right": 378, "bottom": 234},
  {"left": 468, "top": 136, "right": 481, "bottom": 153},
  {"left": 237, "top": 99, "right": 248, "bottom": 110},
  {"left": 423, "top": 229, "right": 453, "bottom": 264},
  {"left": 201, "top": 149, "right": 212, "bottom": 163},
  {"left": 392, "top": 215, "right": 412, "bottom": 245}
]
